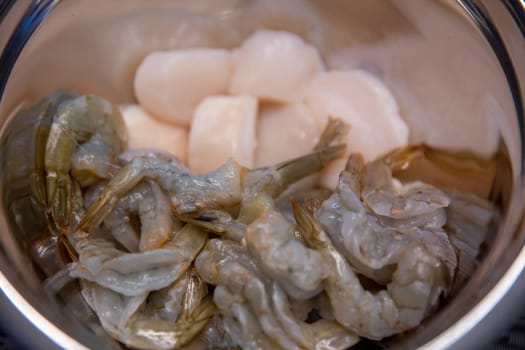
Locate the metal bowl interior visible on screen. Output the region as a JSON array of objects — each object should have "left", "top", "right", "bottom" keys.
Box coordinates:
[{"left": 0, "top": 0, "right": 524, "bottom": 349}]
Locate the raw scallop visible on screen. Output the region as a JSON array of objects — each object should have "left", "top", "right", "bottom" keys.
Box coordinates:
[
  {"left": 304, "top": 70, "right": 409, "bottom": 188},
  {"left": 188, "top": 95, "right": 257, "bottom": 173},
  {"left": 255, "top": 102, "right": 320, "bottom": 167},
  {"left": 229, "top": 30, "right": 324, "bottom": 102},
  {"left": 134, "top": 49, "right": 231, "bottom": 126},
  {"left": 119, "top": 104, "right": 188, "bottom": 163}
]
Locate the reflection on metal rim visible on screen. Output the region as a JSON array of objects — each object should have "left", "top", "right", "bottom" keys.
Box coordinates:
[
  {"left": 424, "top": 2, "right": 525, "bottom": 345},
  {"left": 0, "top": 270, "right": 88, "bottom": 350},
  {"left": 0, "top": 1, "right": 87, "bottom": 348},
  {"left": 0, "top": 0, "right": 60, "bottom": 101},
  {"left": 457, "top": 0, "right": 525, "bottom": 172},
  {"left": 424, "top": 229, "right": 525, "bottom": 349}
]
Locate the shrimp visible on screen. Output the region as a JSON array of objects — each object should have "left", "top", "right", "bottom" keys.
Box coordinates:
[
  {"left": 104, "top": 180, "right": 172, "bottom": 252},
  {"left": 1, "top": 89, "right": 78, "bottom": 243},
  {"left": 81, "top": 270, "right": 215, "bottom": 350},
  {"left": 293, "top": 201, "right": 448, "bottom": 340},
  {"left": 141, "top": 270, "right": 202, "bottom": 322},
  {"left": 45, "top": 95, "right": 127, "bottom": 231},
  {"left": 177, "top": 118, "right": 346, "bottom": 246},
  {"left": 200, "top": 314, "right": 237, "bottom": 349},
  {"left": 80, "top": 281, "right": 148, "bottom": 341},
  {"left": 79, "top": 126, "right": 346, "bottom": 234},
  {"left": 78, "top": 155, "right": 244, "bottom": 231},
  {"left": 195, "top": 239, "right": 358, "bottom": 349},
  {"left": 445, "top": 191, "right": 497, "bottom": 292},
  {"left": 212, "top": 284, "right": 279, "bottom": 350},
  {"left": 362, "top": 146, "right": 450, "bottom": 221},
  {"left": 178, "top": 209, "right": 247, "bottom": 242},
  {"left": 69, "top": 224, "right": 207, "bottom": 296},
  {"left": 315, "top": 149, "right": 457, "bottom": 284},
  {"left": 245, "top": 209, "right": 329, "bottom": 300},
  {"left": 238, "top": 118, "right": 347, "bottom": 225},
  {"left": 126, "top": 271, "right": 216, "bottom": 350},
  {"left": 182, "top": 142, "right": 344, "bottom": 244}
]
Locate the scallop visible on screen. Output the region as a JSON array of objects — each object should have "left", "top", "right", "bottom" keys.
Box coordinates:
[
  {"left": 134, "top": 48, "right": 231, "bottom": 127},
  {"left": 188, "top": 95, "right": 257, "bottom": 173},
  {"left": 119, "top": 105, "right": 188, "bottom": 162},
  {"left": 229, "top": 30, "right": 324, "bottom": 102},
  {"left": 255, "top": 102, "right": 320, "bottom": 167},
  {"left": 304, "top": 70, "right": 409, "bottom": 189}
]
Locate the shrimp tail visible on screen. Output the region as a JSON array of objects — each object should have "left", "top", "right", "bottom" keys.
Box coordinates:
[
  {"left": 78, "top": 161, "right": 143, "bottom": 231},
  {"left": 172, "top": 295, "right": 217, "bottom": 348},
  {"left": 291, "top": 199, "right": 326, "bottom": 250},
  {"left": 48, "top": 173, "right": 73, "bottom": 232},
  {"left": 314, "top": 116, "right": 350, "bottom": 151},
  {"left": 382, "top": 145, "right": 426, "bottom": 172},
  {"left": 271, "top": 143, "right": 346, "bottom": 197}
]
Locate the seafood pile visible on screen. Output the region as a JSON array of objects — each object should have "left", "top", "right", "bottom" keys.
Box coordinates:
[
  {"left": 123, "top": 29, "right": 409, "bottom": 189},
  {"left": 2, "top": 30, "right": 497, "bottom": 350}
]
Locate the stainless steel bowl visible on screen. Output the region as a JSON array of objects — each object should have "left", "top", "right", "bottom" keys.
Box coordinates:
[{"left": 0, "top": 1, "right": 524, "bottom": 349}]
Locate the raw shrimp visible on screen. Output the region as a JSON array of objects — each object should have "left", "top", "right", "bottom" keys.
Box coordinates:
[
  {"left": 270, "top": 282, "right": 359, "bottom": 349},
  {"left": 78, "top": 154, "right": 243, "bottom": 231},
  {"left": 183, "top": 140, "right": 345, "bottom": 241},
  {"left": 195, "top": 239, "right": 284, "bottom": 349},
  {"left": 142, "top": 270, "right": 201, "bottom": 322},
  {"left": 245, "top": 209, "right": 329, "bottom": 300},
  {"left": 80, "top": 125, "right": 345, "bottom": 234},
  {"left": 1, "top": 89, "right": 78, "bottom": 240},
  {"left": 239, "top": 118, "right": 347, "bottom": 224},
  {"left": 293, "top": 201, "right": 448, "bottom": 340},
  {"left": 81, "top": 270, "right": 215, "bottom": 349},
  {"left": 195, "top": 239, "right": 358, "bottom": 350},
  {"left": 315, "top": 149, "right": 457, "bottom": 284},
  {"left": 80, "top": 281, "right": 148, "bottom": 342},
  {"left": 199, "top": 314, "right": 237, "bottom": 349},
  {"left": 362, "top": 146, "right": 450, "bottom": 221},
  {"left": 178, "top": 209, "right": 247, "bottom": 242},
  {"left": 213, "top": 285, "right": 279, "bottom": 350},
  {"left": 116, "top": 148, "right": 188, "bottom": 169},
  {"left": 45, "top": 95, "right": 127, "bottom": 231},
  {"left": 104, "top": 180, "right": 172, "bottom": 252},
  {"left": 70, "top": 224, "right": 207, "bottom": 296},
  {"left": 445, "top": 191, "right": 496, "bottom": 291}
]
